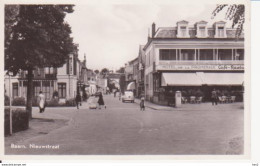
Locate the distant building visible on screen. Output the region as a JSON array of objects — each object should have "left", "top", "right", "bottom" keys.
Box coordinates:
[
  {"left": 136, "top": 45, "right": 145, "bottom": 98},
  {"left": 125, "top": 57, "right": 138, "bottom": 96},
  {"left": 85, "top": 69, "right": 97, "bottom": 95}
]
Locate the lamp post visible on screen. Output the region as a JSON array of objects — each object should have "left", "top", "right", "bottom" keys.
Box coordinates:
[{"left": 8, "top": 72, "right": 13, "bottom": 135}]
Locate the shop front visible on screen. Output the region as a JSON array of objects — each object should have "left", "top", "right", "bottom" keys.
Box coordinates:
[{"left": 152, "top": 71, "right": 244, "bottom": 105}]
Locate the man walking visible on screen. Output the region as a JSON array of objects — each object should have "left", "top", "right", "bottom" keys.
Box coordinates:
[{"left": 211, "top": 89, "right": 218, "bottom": 106}]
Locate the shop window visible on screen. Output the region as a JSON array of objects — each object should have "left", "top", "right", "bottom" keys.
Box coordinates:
[
  {"left": 42, "top": 81, "right": 54, "bottom": 100},
  {"left": 199, "top": 49, "right": 214, "bottom": 60},
  {"left": 180, "top": 49, "right": 195, "bottom": 60},
  {"left": 58, "top": 83, "right": 66, "bottom": 98},
  {"left": 159, "top": 49, "right": 177, "bottom": 60},
  {"left": 218, "top": 49, "right": 232, "bottom": 60},
  {"left": 235, "top": 49, "right": 244, "bottom": 60},
  {"left": 12, "top": 83, "right": 18, "bottom": 97}
]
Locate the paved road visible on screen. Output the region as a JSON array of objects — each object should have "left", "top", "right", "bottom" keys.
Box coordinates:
[{"left": 5, "top": 94, "right": 244, "bottom": 155}]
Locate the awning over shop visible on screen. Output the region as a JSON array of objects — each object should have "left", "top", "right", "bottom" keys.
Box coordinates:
[
  {"left": 127, "top": 82, "right": 136, "bottom": 90},
  {"left": 203, "top": 73, "right": 244, "bottom": 86},
  {"left": 161, "top": 73, "right": 203, "bottom": 86}
]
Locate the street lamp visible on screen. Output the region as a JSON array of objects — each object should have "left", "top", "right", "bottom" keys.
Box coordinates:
[{"left": 8, "top": 71, "right": 14, "bottom": 135}]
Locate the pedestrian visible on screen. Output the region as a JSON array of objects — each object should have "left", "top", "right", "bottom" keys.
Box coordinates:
[
  {"left": 75, "top": 93, "right": 82, "bottom": 109},
  {"left": 140, "top": 96, "right": 145, "bottom": 111},
  {"left": 211, "top": 89, "right": 218, "bottom": 106},
  {"left": 97, "top": 92, "right": 106, "bottom": 109},
  {"left": 38, "top": 91, "right": 46, "bottom": 113},
  {"left": 114, "top": 90, "right": 117, "bottom": 98},
  {"left": 119, "top": 91, "right": 121, "bottom": 101}
]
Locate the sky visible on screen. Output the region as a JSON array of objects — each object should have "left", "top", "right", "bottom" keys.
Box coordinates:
[{"left": 64, "top": 2, "right": 230, "bottom": 71}]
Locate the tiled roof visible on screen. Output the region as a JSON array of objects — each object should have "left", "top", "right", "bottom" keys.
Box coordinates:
[{"left": 155, "top": 28, "right": 177, "bottom": 38}]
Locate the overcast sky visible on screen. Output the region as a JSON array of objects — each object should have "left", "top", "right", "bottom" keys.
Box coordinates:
[{"left": 65, "top": 3, "right": 230, "bottom": 71}]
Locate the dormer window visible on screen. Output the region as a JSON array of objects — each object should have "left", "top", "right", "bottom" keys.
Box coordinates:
[
  {"left": 217, "top": 27, "right": 224, "bottom": 37},
  {"left": 195, "top": 21, "right": 208, "bottom": 38},
  {"left": 199, "top": 26, "right": 206, "bottom": 37},
  {"left": 214, "top": 21, "right": 227, "bottom": 38},
  {"left": 180, "top": 26, "right": 187, "bottom": 37},
  {"left": 177, "top": 20, "right": 189, "bottom": 38}
]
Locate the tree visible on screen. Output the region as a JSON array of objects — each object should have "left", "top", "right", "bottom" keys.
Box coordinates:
[
  {"left": 212, "top": 4, "right": 245, "bottom": 37},
  {"left": 94, "top": 69, "right": 99, "bottom": 74},
  {"left": 116, "top": 67, "right": 125, "bottom": 74},
  {"left": 100, "top": 68, "right": 109, "bottom": 78},
  {"left": 5, "top": 5, "right": 77, "bottom": 119}
]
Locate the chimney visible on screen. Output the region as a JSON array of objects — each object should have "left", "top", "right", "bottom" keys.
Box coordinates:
[{"left": 152, "top": 22, "right": 156, "bottom": 37}]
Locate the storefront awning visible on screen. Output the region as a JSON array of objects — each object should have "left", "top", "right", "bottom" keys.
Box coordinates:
[
  {"left": 161, "top": 73, "right": 203, "bottom": 86},
  {"left": 203, "top": 73, "right": 244, "bottom": 86},
  {"left": 127, "top": 82, "right": 136, "bottom": 90}
]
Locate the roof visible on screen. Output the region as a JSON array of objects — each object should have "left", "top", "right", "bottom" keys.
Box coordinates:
[
  {"left": 196, "top": 20, "right": 208, "bottom": 24},
  {"left": 177, "top": 20, "right": 189, "bottom": 24},
  {"left": 128, "top": 57, "right": 138, "bottom": 64},
  {"left": 143, "top": 20, "right": 244, "bottom": 51}
]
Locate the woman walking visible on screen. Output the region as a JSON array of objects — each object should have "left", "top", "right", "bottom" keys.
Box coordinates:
[
  {"left": 98, "top": 92, "right": 106, "bottom": 109},
  {"left": 38, "top": 91, "right": 45, "bottom": 113}
]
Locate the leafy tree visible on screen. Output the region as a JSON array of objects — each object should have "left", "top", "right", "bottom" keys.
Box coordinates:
[
  {"left": 212, "top": 4, "right": 245, "bottom": 37},
  {"left": 116, "top": 67, "right": 125, "bottom": 74},
  {"left": 5, "top": 5, "right": 77, "bottom": 119},
  {"left": 94, "top": 69, "right": 99, "bottom": 74},
  {"left": 101, "top": 68, "right": 109, "bottom": 77}
]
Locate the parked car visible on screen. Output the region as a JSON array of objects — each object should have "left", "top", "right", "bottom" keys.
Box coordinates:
[{"left": 122, "top": 91, "right": 135, "bottom": 103}]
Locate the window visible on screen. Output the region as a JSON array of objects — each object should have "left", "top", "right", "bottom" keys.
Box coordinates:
[
  {"left": 180, "top": 49, "right": 195, "bottom": 60},
  {"left": 199, "top": 26, "right": 206, "bottom": 37},
  {"left": 235, "top": 49, "right": 244, "bottom": 60},
  {"left": 217, "top": 27, "right": 224, "bottom": 37},
  {"left": 58, "top": 83, "right": 66, "bottom": 98},
  {"left": 199, "top": 49, "right": 214, "bottom": 60},
  {"left": 12, "top": 83, "right": 18, "bottom": 97},
  {"left": 33, "top": 81, "right": 41, "bottom": 97},
  {"left": 180, "top": 26, "right": 187, "bottom": 37},
  {"left": 42, "top": 81, "right": 54, "bottom": 100},
  {"left": 218, "top": 49, "right": 232, "bottom": 60},
  {"left": 159, "top": 49, "right": 177, "bottom": 60}
]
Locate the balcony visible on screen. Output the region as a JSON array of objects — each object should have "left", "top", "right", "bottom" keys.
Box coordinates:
[{"left": 158, "top": 60, "right": 244, "bottom": 65}]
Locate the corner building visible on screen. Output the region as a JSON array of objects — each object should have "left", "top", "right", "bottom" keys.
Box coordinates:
[{"left": 143, "top": 20, "right": 244, "bottom": 105}]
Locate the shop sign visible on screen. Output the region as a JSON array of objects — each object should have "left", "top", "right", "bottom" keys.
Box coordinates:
[{"left": 157, "top": 64, "right": 244, "bottom": 71}]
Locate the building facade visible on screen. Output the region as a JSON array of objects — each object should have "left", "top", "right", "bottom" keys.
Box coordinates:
[
  {"left": 4, "top": 54, "right": 88, "bottom": 102},
  {"left": 136, "top": 45, "right": 145, "bottom": 98},
  {"left": 143, "top": 21, "right": 244, "bottom": 105}
]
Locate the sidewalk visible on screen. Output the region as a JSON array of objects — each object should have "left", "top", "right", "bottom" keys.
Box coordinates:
[{"left": 134, "top": 98, "right": 244, "bottom": 111}]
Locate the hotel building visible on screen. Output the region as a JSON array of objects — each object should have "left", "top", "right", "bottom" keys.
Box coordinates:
[{"left": 143, "top": 20, "right": 244, "bottom": 105}]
